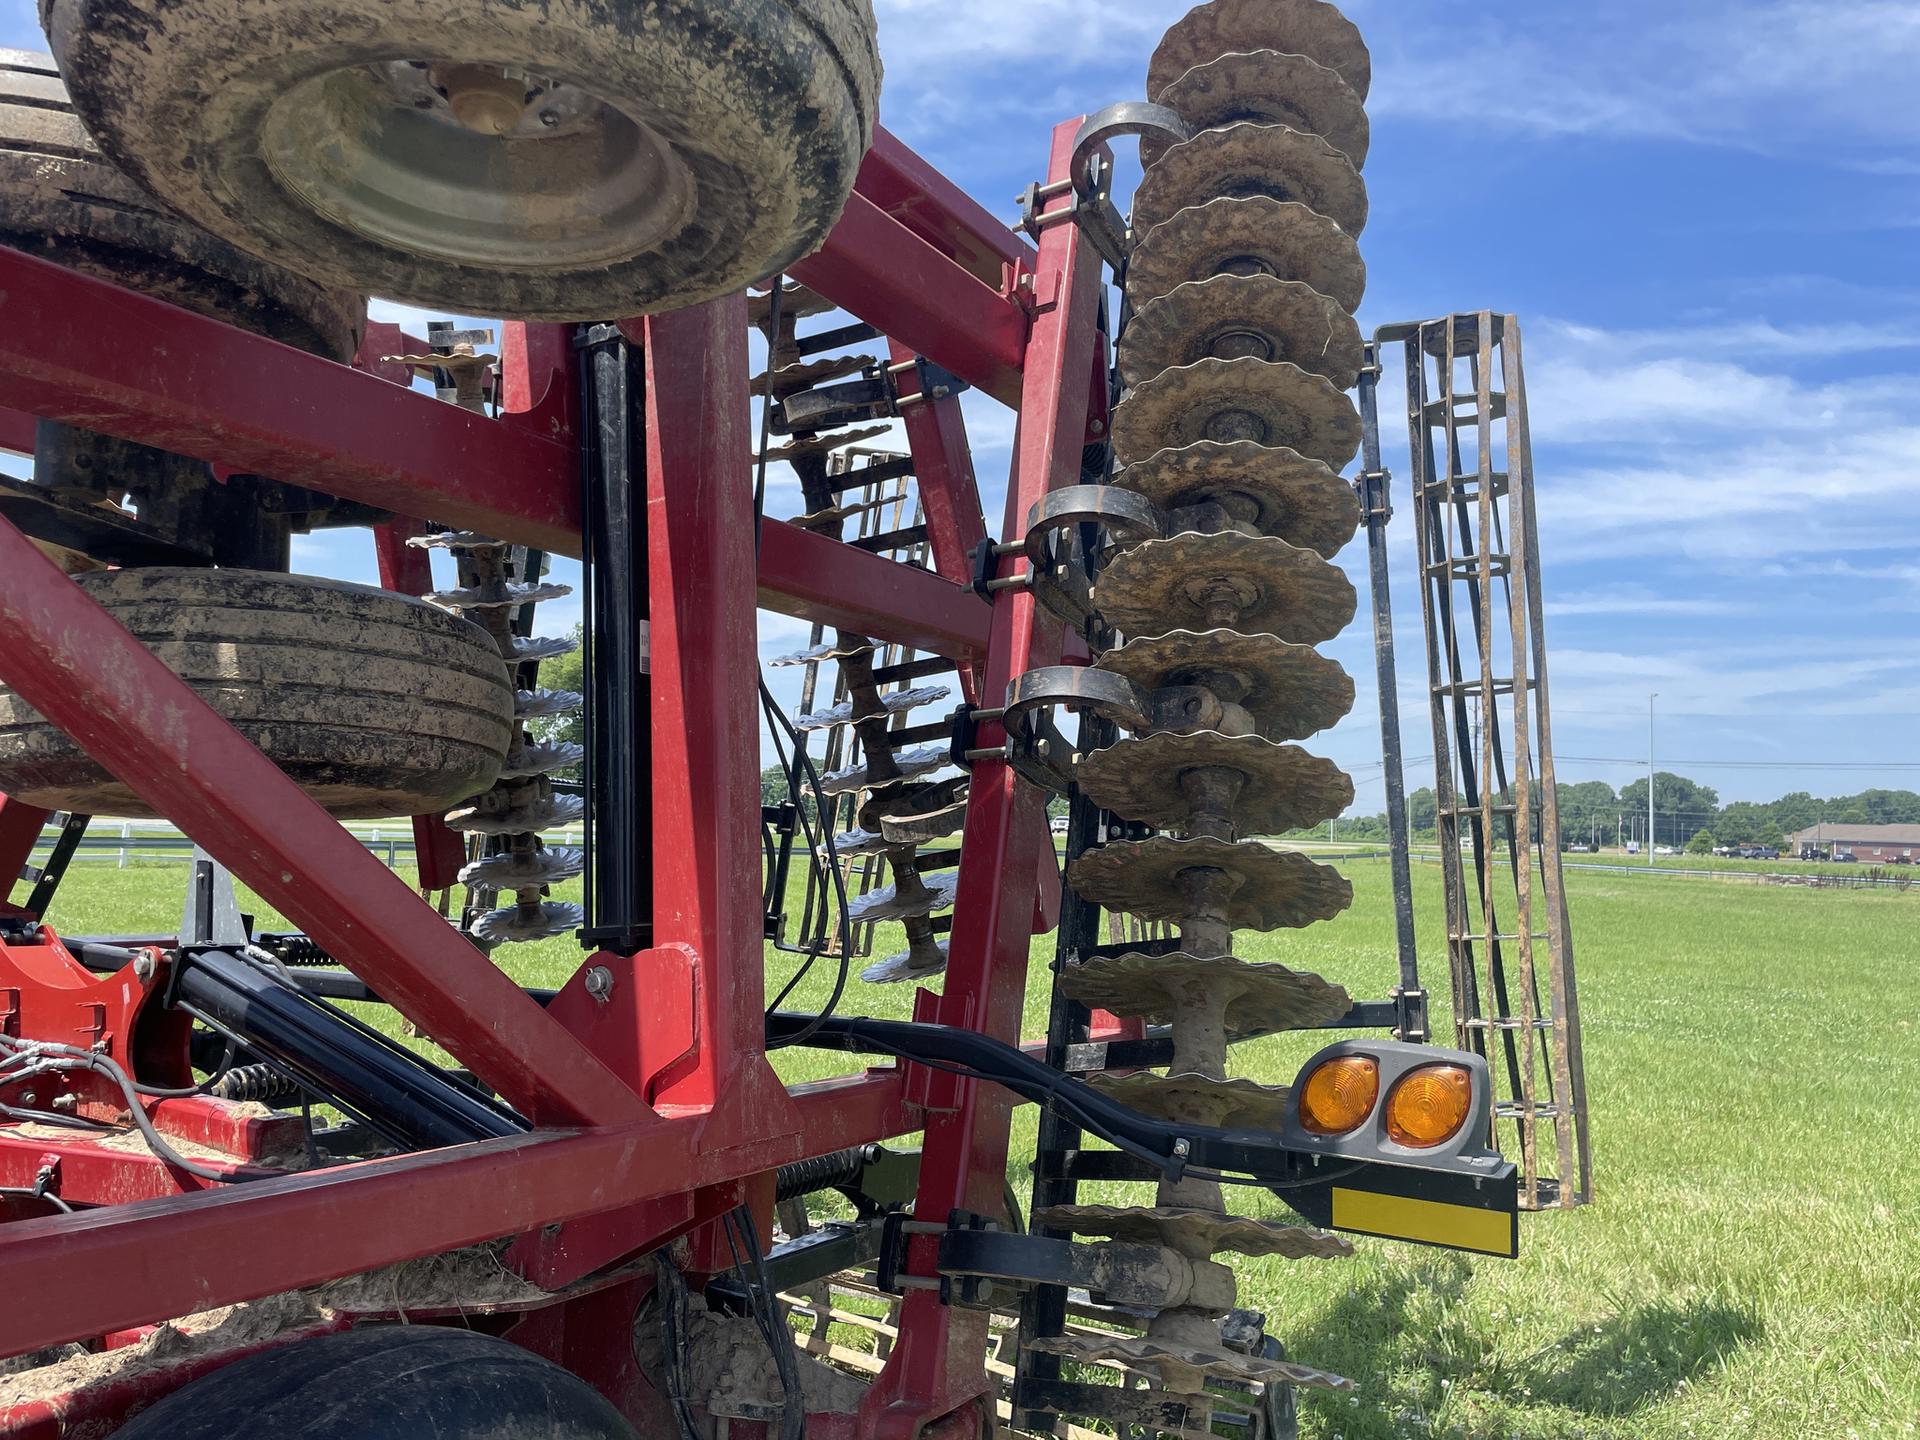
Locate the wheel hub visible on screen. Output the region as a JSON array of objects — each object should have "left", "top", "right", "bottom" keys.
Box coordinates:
[{"left": 260, "top": 59, "right": 697, "bottom": 271}]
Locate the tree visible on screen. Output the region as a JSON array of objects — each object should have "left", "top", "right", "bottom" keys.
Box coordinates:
[
  {"left": 1771, "top": 791, "right": 1821, "bottom": 838},
  {"left": 1687, "top": 830, "right": 1716, "bottom": 856},
  {"left": 1716, "top": 801, "right": 1786, "bottom": 849},
  {"left": 1618, "top": 772, "right": 1720, "bottom": 849},
  {"left": 761, "top": 764, "right": 790, "bottom": 808},
  {"left": 1405, "top": 787, "right": 1438, "bottom": 836},
  {"left": 525, "top": 623, "right": 585, "bottom": 753}
]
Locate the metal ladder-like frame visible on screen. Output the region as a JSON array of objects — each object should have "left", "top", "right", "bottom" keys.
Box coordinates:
[{"left": 1375, "top": 311, "right": 1591, "bottom": 1210}]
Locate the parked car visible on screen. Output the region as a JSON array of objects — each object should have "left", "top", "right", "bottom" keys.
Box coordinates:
[
  {"left": 1832, "top": 850, "right": 1857, "bottom": 864},
  {"left": 1049, "top": 816, "right": 1069, "bottom": 835},
  {"left": 1566, "top": 842, "right": 1595, "bottom": 854},
  {"left": 1654, "top": 845, "right": 1678, "bottom": 857}
]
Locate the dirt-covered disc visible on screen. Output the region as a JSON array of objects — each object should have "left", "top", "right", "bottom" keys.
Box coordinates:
[
  {"left": 819, "top": 744, "right": 950, "bottom": 797},
  {"left": 1090, "top": 1070, "right": 1297, "bottom": 1131},
  {"left": 753, "top": 352, "right": 876, "bottom": 398},
  {"left": 862, "top": 940, "right": 951, "bottom": 985},
  {"left": 1037, "top": 1204, "right": 1353, "bottom": 1260},
  {"left": 1077, "top": 730, "right": 1353, "bottom": 835},
  {"left": 1060, "top": 949, "right": 1352, "bottom": 1035},
  {"left": 1097, "top": 629, "right": 1354, "bottom": 741},
  {"left": 1028, "top": 1332, "right": 1353, "bottom": 1394},
  {"left": 1145, "top": 49, "right": 1368, "bottom": 169},
  {"left": 844, "top": 868, "right": 959, "bottom": 925},
  {"left": 1112, "top": 439, "right": 1361, "bottom": 558},
  {"left": 1119, "top": 274, "right": 1362, "bottom": 389},
  {"left": 761, "top": 424, "right": 894, "bottom": 465},
  {"left": 1092, "top": 531, "right": 1357, "bottom": 646},
  {"left": 1149, "top": 0, "right": 1371, "bottom": 101},
  {"left": 1111, "top": 357, "right": 1360, "bottom": 470},
  {"left": 748, "top": 283, "right": 835, "bottom": 325},
  {"left": 1127, "top": 196, "right": 1364, "bottom": 314},
  {"left": 1132, "top": 123, "right": 1368, "bottom": 240},
  {"left": 1068, "top": 836, "right": 1352, "bottom": 931},
  {"left": 0, "top": 48, "right": 362, "bottom": 359}
]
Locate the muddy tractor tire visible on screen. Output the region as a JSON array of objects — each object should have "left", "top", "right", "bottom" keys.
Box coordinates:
[
  {"left": 0, "top": 569, "right": 515, "bottom": 820},
  {"left": 110, "top": 1326, "right": 642, "bottom": 1440},
  {"left": 42, "top": 0, "right": 883, "bottom": 320},
  {"left": 0, "top": 47, "right": 362, "bottom": 359}
]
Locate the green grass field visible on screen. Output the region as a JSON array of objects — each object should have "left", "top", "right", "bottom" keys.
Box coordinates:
[{"left": 30, "top": 856, "right": 1920, "bottom": 1439}]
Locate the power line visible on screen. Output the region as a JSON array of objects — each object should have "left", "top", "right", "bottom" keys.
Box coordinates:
[{"left": 1555, "top": 754, "right": 1920, "bottom": 771}]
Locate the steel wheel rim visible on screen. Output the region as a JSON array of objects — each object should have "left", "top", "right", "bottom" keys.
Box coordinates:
[{"left": 260, "top": 59, "right": 697, "bottom": 271}]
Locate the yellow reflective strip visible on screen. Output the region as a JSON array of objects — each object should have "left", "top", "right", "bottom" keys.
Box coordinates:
[{"left": 1331, "top": 1187, "right": 1514, "bottom": 1256}]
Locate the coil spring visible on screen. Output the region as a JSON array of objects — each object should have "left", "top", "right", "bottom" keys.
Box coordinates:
[
  {"left": 209, "top": 1063, "right": 304, "bottom": 1106},
  {"left": 775, "top": 1143, "right": 880, "bottom": 1202},
  {"left": 262, "top": 935, "right": 334, "bottom": 967}
]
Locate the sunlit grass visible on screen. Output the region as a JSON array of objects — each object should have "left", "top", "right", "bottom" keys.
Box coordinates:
[{"left": 35, "top": 854, "right": 1920, "bottom": 1438}]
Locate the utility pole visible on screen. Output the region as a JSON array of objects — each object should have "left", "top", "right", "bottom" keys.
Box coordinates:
[{"left": 1647, "top": 692, "right": 1658, "bottom": 868}]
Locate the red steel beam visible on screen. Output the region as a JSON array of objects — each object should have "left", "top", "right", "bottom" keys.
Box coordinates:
[
  {"left": 861, "top": 127, "right": 1037, "bottom": 285},
  {"left": 890, "top": 337, "right": 991, "bottom": 584},
  {"left": 793, "top": 191, "right": 1028, "bottom": 409},
  {"left": 0, "top": 1128, "right": 669, "bottom": 1357},
  {"left": 0, "top": 515, "right": 647, "bottom": 1129},
  {"left": 891, "top": 336, "right": 991, "bottom": 701},
  {"left": 0, "top": 247, "right": 581, "bottom": 554},
  {"left": 640, "top": 296, "right": 804, "bottom": 1150},
  {"left": 0, "top": 1063, "right": 923, "bottom": 1358},
  {"left": 758, "top": 516, "right": 990, "bottom": 660},
  {"left": 0, "top": 406, "right": 32, "bottom": 456},
  {"left": 0, "top": 250, "right": 986, "bottom": 658}
]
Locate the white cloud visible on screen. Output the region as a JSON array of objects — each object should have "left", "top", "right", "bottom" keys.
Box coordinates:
[
  {"left": 1547, "top": 587, "right": 1739, "bottom": 619},
  {"left": 1368, "top": 0, "right": 1920, "bottom": 161},
  {"left": 1496, "top": 316, "right": 1920, "bottom": 571}
]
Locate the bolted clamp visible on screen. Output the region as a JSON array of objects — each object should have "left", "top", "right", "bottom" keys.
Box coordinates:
[
  {"left": 1354, "top": 468, "right": 1394, "bottom": 526},
  {"left": 1390, "top": 987, "right": 1431, "bottom": 1044},
  {"left": 876, "top": 1209, "right": 1002, "bottom": 1308},
  {"left": 969, "top": 537, "right": 1032, "bottom": 601},
  {"left": 949, "top": 701, "right": 1075, "bottom": 795}
]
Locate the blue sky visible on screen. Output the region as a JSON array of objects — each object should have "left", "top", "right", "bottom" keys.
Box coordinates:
[{"left": 7, "top": 0, "right": 1917, "bottom": 811}]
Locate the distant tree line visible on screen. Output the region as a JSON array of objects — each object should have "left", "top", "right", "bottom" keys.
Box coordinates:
[{"left": 1288, "top": 777, "right": 1920, "bottom": 852}]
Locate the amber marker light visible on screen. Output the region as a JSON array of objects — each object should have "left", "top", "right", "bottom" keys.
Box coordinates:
[
  {"left": 1298, "top": 1054, "right": 1379, "bottom": 1135},
  {"left": 1385, "top": 1064, "right": 1474, "bottom": 1148}
]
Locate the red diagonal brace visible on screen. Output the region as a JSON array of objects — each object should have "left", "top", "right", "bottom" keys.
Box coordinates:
[{"left": 0, "top": 515, "right": 647, "bottom": 1128}]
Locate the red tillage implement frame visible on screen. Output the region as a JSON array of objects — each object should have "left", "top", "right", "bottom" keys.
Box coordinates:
[{"left": 0, "top": 120, "right": 1106, "bottom": 1438}]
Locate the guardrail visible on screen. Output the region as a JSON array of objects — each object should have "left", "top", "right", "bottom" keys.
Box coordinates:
[
  {"left": 1411, "top": 851, "right": 1914, "bottom": 892},
  {"left": 26, "top": 824, "right": 585, "bottom": 871}
]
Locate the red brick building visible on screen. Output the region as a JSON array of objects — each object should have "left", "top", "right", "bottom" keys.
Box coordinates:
[{"left": 1787, "top": 823, "right": 1920, "bottom": 863}]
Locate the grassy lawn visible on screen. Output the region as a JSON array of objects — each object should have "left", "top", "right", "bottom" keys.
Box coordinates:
[{"left": 27, "top": 854, "right": 1920, "bottom": 1439}]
